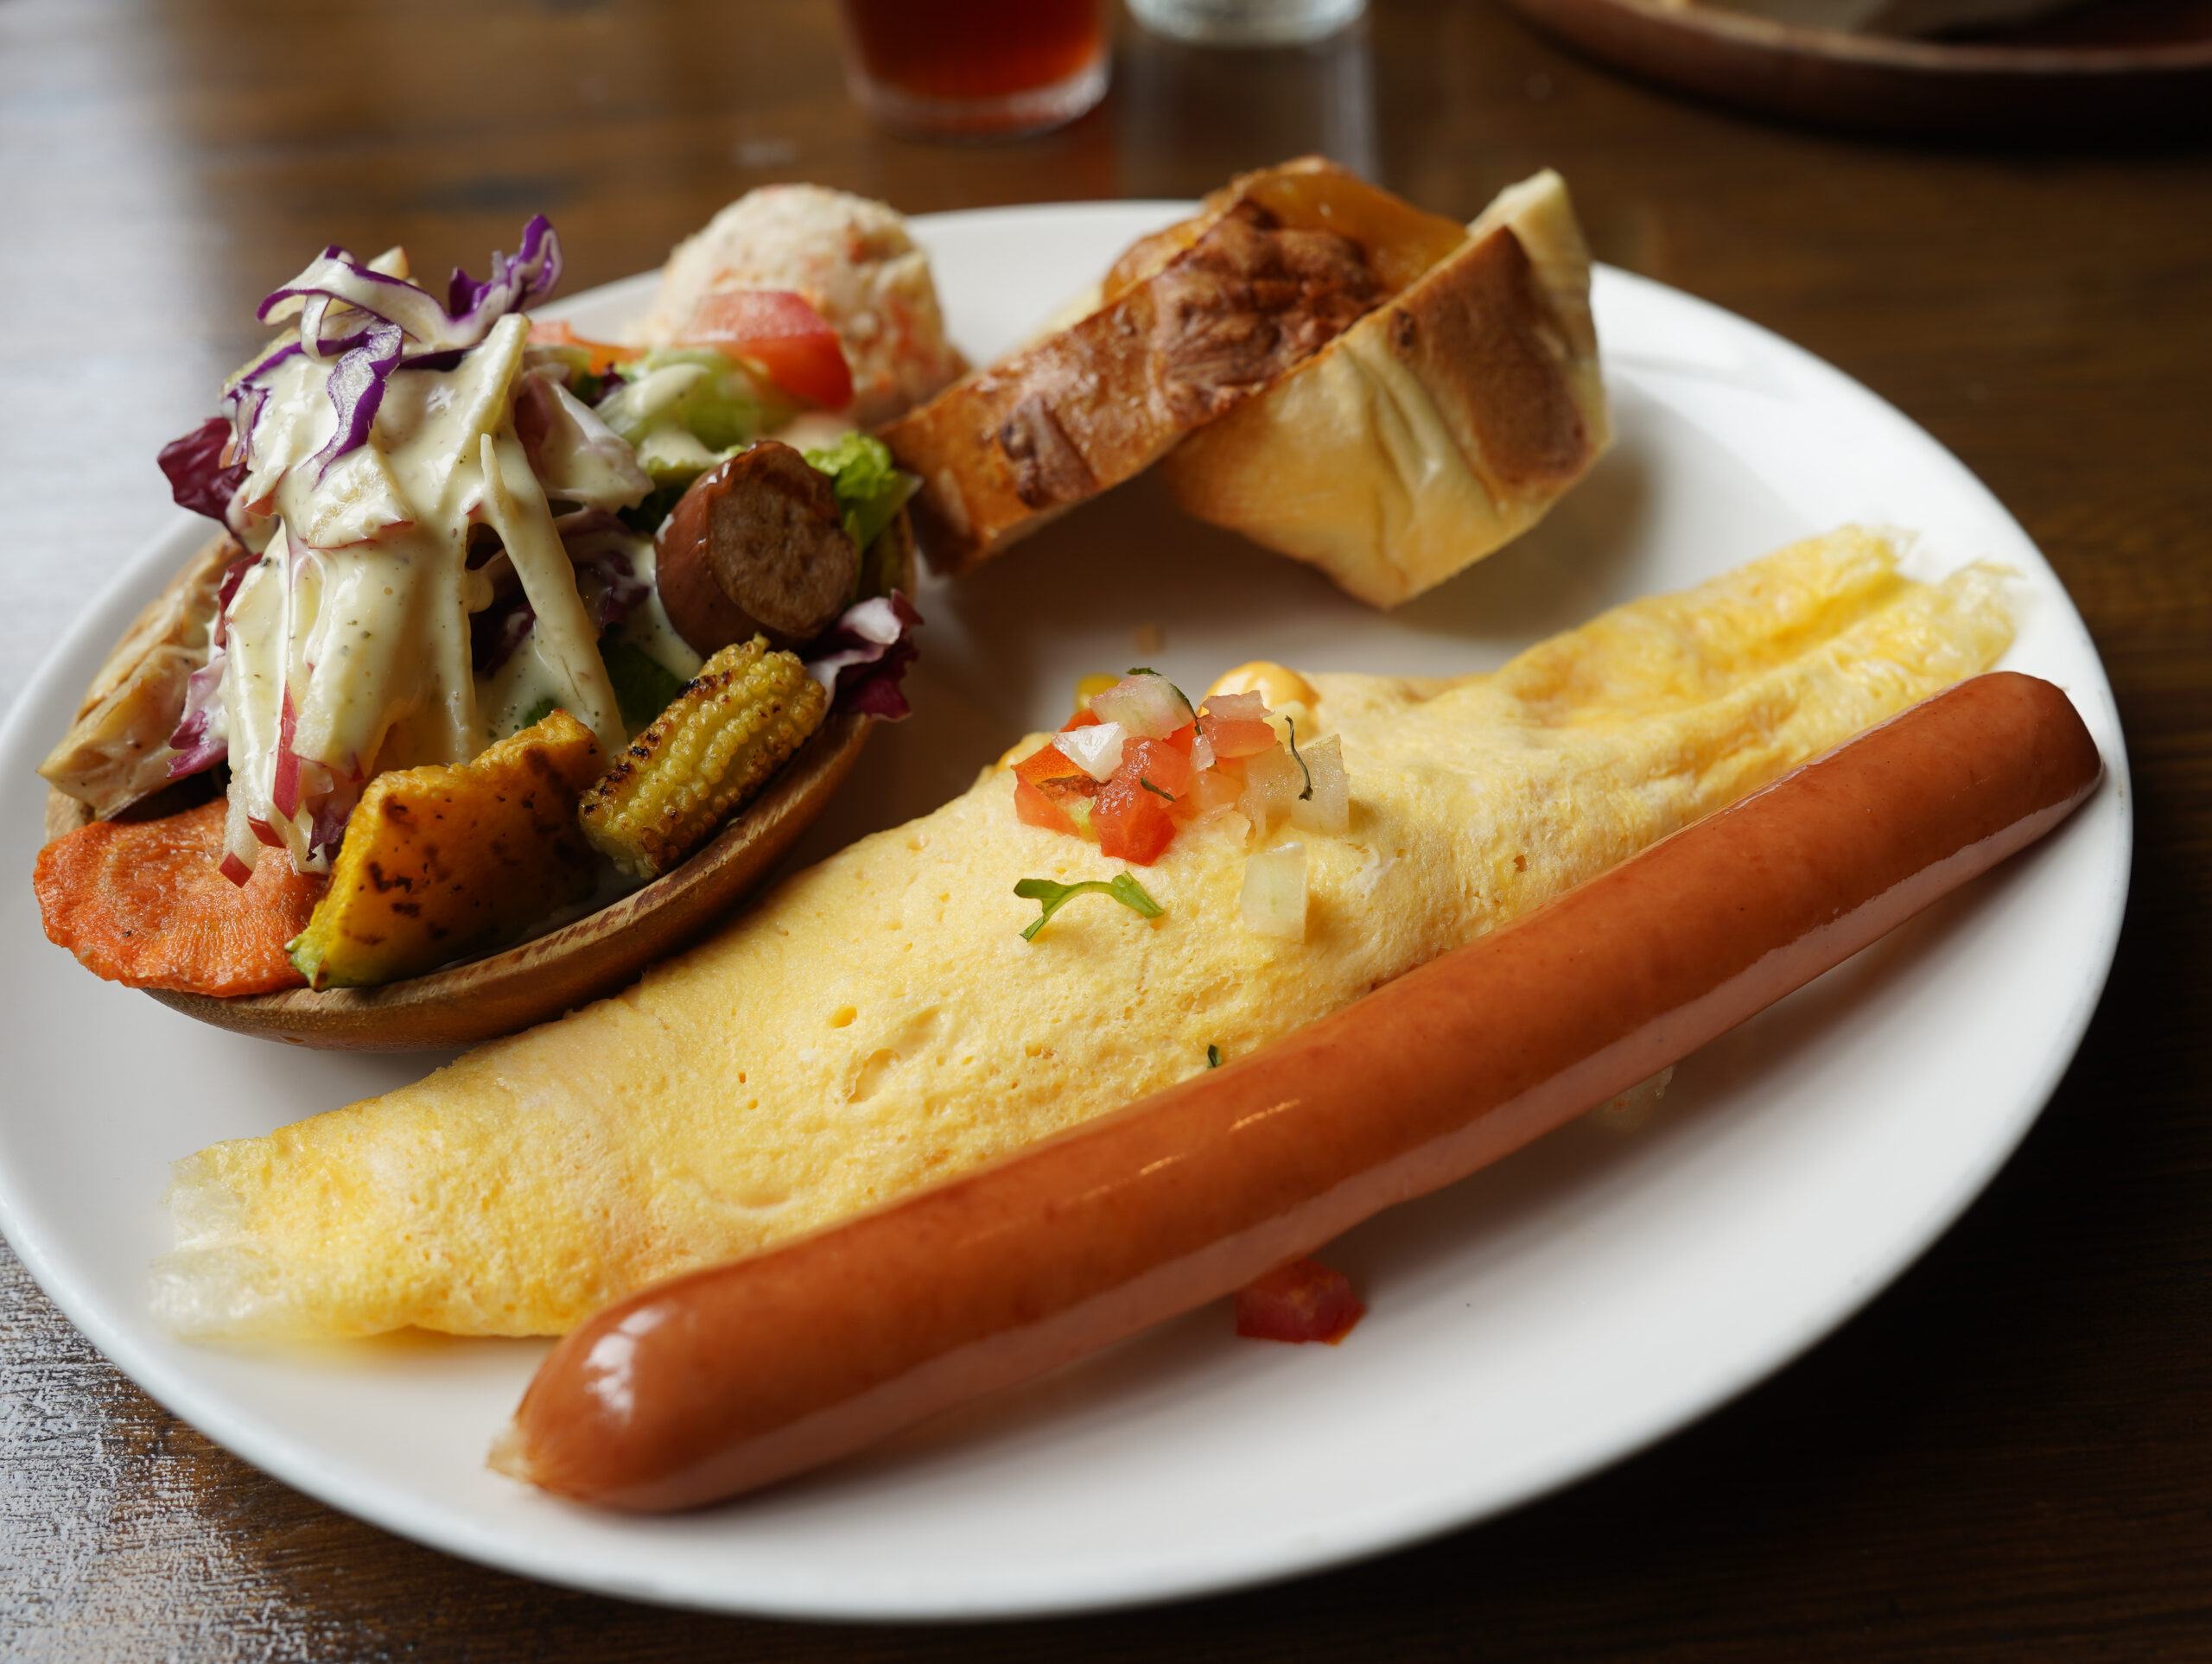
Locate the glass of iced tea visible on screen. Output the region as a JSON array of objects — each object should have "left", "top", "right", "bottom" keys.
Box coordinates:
[{"left": 836, "top": 0, "right": 1111, "bottom": 138}]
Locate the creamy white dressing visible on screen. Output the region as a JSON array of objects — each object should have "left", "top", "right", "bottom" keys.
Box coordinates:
[
  {"left": 476, "top": 426, "right": 624, "bottom": 751},
  {"left": 216, "top": 309, "right": 629, "bottom": 874},
  {"left": 605, "top": 535, "right": 704, "bottom": 685}
]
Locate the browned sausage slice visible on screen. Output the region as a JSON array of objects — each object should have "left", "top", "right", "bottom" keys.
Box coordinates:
[
  {"left": 655, "top": 441, "right": 857, "bottom": 653},
  {"left": 493, "top": 671, "right": 2101, "bottom": 1512}
]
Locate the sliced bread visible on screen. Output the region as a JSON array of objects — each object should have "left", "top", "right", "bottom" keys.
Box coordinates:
[{"left": 1158, "top": 170, "right": 1610, "bottom": 608}]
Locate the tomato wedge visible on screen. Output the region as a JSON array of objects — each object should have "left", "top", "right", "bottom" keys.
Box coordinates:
[{"left": 677, "top": 289, "right": 855, "bottom": 410}]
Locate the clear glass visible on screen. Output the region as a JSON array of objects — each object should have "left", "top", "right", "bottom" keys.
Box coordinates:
[
  {"left": 837, "top": 0, "right": 1112, "bottom": 139},
  {"left": 1128, "top": 0, "right": 1367, "bottom": 46},
  {"left": 1116, "top": 18, "right": 1376, "bottom": 180}
]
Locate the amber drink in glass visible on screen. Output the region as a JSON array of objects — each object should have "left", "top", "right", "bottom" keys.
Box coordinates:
[{"left": 837, "top": 0, "right": 1111, "bottom": 137}]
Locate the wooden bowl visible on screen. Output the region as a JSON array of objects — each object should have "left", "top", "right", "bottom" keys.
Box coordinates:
[
  {"left": 43, "top": 519, "right": 912, "bottom": 1052},
  {"left": 138, "top": 711, "right": 868, "bottom": 1051}
]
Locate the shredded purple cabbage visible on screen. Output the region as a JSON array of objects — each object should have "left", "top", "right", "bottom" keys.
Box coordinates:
[
  {"left": 804, "top": 592, "right": 923, "bottom": 721},
  {"left": 302, "top": 321, "right": 406, "bottom": 482},
  {"left": 542, "top": 511, "right": 651, "bottom": 629},
  {"left": 442, "top": 215, "right": 563, "bottom": 328},
  {"left": 162, "top": 216, "right": 569, "bottom": 523}
]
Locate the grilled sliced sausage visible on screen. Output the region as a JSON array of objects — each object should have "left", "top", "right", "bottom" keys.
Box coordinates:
[{"left": 656, "top": 441, "right": 856, "bottom": 653}]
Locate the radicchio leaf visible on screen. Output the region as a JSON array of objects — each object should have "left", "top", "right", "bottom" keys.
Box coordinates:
[
  {"left": 165, "top": 648, "right": 229, "bottom": 779},
  {"left": 165, "top": 553, "right": 253, "bottom": 778},
  {"left": 472, "top": 593, "right": 536, "bottom": 675},
  {"left": 156, "top": 416, "right": 246, "bottom": 524},
  {"left": 308, "top": 777, "right": 363, "bottom": 863},
  {"left": 804, "top": 592, "right": 922, "bottom": 721}
]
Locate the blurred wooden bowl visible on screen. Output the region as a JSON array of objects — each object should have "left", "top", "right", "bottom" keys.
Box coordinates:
[{"left": 1499, "top": 0, "right": 2212, "bottom": 139}]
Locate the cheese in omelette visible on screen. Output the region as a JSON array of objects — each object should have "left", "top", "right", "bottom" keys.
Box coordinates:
[{"left": 154, "top": 528, "right": 2013, "bottom": 1339}]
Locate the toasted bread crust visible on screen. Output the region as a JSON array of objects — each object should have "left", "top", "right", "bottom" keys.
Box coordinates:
[
  {"left": 1389, "top": 227, "right": 1593, "bottom": 492},
  {"left": 1161, "top": 170, "right": 1610, "bottom": 609},
  {"left": 879, "top": 161, "right": 1389, "bottom": 576}
]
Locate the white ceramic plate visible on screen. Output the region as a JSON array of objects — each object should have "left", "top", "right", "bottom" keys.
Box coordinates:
[{"left": 0, "top": 204, "right": 2130, "bottom": 1620}]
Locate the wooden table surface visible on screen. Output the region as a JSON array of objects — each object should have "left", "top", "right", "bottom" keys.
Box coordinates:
[{"left": 3, "top": 0, "right": 2207, "bottom": 1656}]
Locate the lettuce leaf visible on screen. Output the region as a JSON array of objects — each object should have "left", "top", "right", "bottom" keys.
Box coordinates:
[{"left": 804, "top": 431, "right": 919, "bottom": 556}]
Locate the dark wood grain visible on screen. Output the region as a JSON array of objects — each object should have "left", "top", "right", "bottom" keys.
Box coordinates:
[{"left": 3, "top": 0, "right": 2209, "bottom": 1655}]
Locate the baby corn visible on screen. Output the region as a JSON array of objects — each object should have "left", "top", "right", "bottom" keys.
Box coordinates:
[{"left": 579, "top": 637, "right": 826, "bottom": 879}]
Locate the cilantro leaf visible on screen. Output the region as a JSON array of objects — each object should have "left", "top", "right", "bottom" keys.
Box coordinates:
[
  {"left": 1285, "top": 713, "right": 1314, "bottom": 801},
  {"left": 1014, "top": 872, "right": 1164, "bottom": 942}
]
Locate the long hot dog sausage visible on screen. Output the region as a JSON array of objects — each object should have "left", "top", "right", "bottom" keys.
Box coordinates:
[{"left": 492, "top": 670, "right": 2101, "bottom": 1511}]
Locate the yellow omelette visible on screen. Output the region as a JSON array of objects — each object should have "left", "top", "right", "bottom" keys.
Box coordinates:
[{"left": 154, "top": 527, "right": 2012, "bottom": 1339}]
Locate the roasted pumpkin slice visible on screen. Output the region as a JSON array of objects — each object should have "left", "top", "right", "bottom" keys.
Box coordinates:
[{"left": 289, "top": 711, "right": 606, "bottom": 989}]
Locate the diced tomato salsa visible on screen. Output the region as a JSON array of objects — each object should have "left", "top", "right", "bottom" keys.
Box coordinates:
[
  {"left": 1093, "top": 772, "right": 1174, "bottom": 863},
  {"left": 1199, "top": 691, "right": 1276, "bottom": 759},
  {"left": 1235, "top": 1256, "right": 1365, "bottom": 1344},
  {"left": 1008, "top": 676, "right": 1294, "bottom": 867}
]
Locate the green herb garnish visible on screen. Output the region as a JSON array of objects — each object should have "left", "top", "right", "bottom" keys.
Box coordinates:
[
  {"left": 1207, "top": 1044, "right": 1223, "bottom": 1069},
  {"left": 1141, "top": 777, "right": 1176, "bottom": 803},
  {"left": 1014, "top": 872, "right": 1164, "bottom": 942},
  {"left": 516, "top": 695, "right": 562, "bottom": 731},
  {"left": 805, "top": 431, "right": 921, "bottom": 557},
  {"left": 616, "top": 480, "right": 688, "bottom": 537},
  {"left": 1285, "top": 714, "right": 1314, "bottom": 801}
]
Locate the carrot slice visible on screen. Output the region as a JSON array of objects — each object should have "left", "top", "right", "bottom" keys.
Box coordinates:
[{"left": 34, "top": 798, "right": 323, "bottom": 995}]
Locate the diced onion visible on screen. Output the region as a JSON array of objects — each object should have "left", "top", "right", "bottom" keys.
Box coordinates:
[
  {"left": 1187, "top": 766, "right": 1243, "bottom": 818},
  {"left": 1054, "top": 720, "right": 1128, "bottom": 782},
  {"left": 1090, "top": 672, "right": 1191, "bottom": 740},
  {"left": 1241, "top": 842, "right": 1307, "bottom": 941},
  {"left": 1289, "top": 733, "right": 1351, "bottom": 835},
  {"left": 1239, "top": 744, "right": 1302, "bottom": 835}
]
